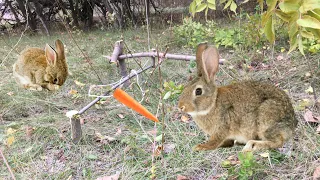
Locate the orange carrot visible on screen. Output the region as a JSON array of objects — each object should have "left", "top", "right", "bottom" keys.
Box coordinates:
[{"left": 113, "top": 88, "right": 159, "bottom": 122}]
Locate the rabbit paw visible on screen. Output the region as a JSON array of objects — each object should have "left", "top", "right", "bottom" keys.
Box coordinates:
[
  {"left": 242, "top": 140, "right": 258, "bottom": 152},
  {"left": 47, "top": 84, "right": 60, "bottom": 91},
  {"left": 24, "top": 84, "right": 43, "bottom": 91},
  {"left": 193, "top": 144, "right": 209, "bottom": 151}
]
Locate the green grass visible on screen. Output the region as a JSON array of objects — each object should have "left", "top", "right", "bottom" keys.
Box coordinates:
[{"left": 0, "top": 24, "right": 320, "bottom": 180}]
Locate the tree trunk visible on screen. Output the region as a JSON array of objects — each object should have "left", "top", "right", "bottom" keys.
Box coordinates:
[
  {"left": 31, "top": 0, "right": 50, "bottom": 36},
  {"left": 68, "top": 0, "right": 79, "bottom": 27}
]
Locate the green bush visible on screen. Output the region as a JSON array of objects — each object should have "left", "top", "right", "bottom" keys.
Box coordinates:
[{"left": 173, "top": 18, "right": 215, "bottom": 48}]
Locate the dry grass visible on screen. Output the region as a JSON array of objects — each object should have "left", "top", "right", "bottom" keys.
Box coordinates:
[{"left": 0, "top": 26, "right": 319, "bottom": 180}]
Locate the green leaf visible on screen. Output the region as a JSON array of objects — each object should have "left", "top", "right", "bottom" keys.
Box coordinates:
[
  {"left": 230, "top": 1, "right": 237, "bottom": 14},
  {"left": 288, "top": 33, "right": 298, "bottom": 53},
  {"left": 264, "top": 16, "right": 275, "bottom": 43},
  {"left": 155, "top": 134, "right": 163, "bottom": 142},
  {"left": 307, "top": 10, "right": 320, "bottom": 20},
  {"left": 298, "top": 34, "right": 305, "bottom": 55},
  {"left": 196, "top": 0, "right": 203, "bottom": 5},
  {"left": 224, "top": 0, "right": 232, "bottom": 9},
  {"left": 301, "top": 30, "right": 314, "bottom": 38},
  {"left": 220, "top": 0, "right": 227, "bottom": 4},
  {"left": 266, "top": 0, "right": 278, "bottom": 12},
  {"left": 189, "top": 0, "right": 197, "bottom": 15},
  {"left": 86, "top": 154, "right": 98, "bottom": 160},
  {"left": 207, "top": 0, "right": 215, "bottom": 4},
  {"left": 275, "top": 9, "right": 290, "bottom": 22},
  {"left": 208, "top": 2, "right": 216, "bottom": 10},
  {"left": 289, "top": 22, "right": 298, "bottom": 38},
  {"left": 196, "top": 3, "right": 207, "bottom": 12},
  {"left": 306, "top": 27, "right": 320, "bottom": 39},
  {"left": 279, "top": 0, "right": 300, "bottom": 13},
  {"left": 297, "top": 15, "right": 320, "bottom": 29},
  {"left": 163, "top": 91, "right": 171, "bottom": 100},
  {"left": 299, "top": 0, "right": 320, "bottom": 13}
]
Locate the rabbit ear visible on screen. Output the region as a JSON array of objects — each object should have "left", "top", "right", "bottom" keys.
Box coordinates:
[
  {"left": 196, "top": 42, "right": 208, "bottom": 77},
  {"left": 201, "top": 46, "right": 219, "bottom": 83},
  {"left": 45, "top": 44, "right": 57, "bottom": 66},
  {"left": 55, "top": 39, "right": 65, "bottom": 60}
]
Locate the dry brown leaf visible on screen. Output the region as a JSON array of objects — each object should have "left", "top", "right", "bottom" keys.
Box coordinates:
[
  {"left": 6, "top": 136, "right": 15, "bottom": 147},
  {"left": 26, "top": 126, "right": 34, "bottom": 138},
  {"left": 304, "top": 109, "right": 318, "bottom": 123},
  {"left": 176, "top": 175, "right": 189, "bottom": 180},
  {"left": 68, "top": 89, "right": 78, "bottom": 95},
  {"left": 180, "top": 115, "right": 190, "bottom": 123},
  {"left": 97, "top": 173, "right": 120, "bottom": 180},
  {"left": 117, "top": 114, "right": 125, "bottom": 119},
  {"left": 153, "top": 145, "right": 163, "bottom": 157},
  {"left": 74, "top": 80, "right": 85, "bottom": 87},
  {"left": 313, "top": 166, "right": 320, "bottom": 180}
]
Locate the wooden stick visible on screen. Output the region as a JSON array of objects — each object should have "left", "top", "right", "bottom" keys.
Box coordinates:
[{"left": 104, "top": 52, "right": 225, "bottom": 64}]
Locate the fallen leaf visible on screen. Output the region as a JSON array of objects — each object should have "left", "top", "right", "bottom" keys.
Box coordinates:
[
  {"left": 316, "top": 125, "right": 320, "bottom": 134},
  {"left": 304, "top": 109, "right": 318, "bottom": 123},
  {"left": 117, "top": 114, "right": 124, "bottom": 119},
  {"left": 163, "top": 143, "right": 176, "bottom": 154},
  {"left": 86, "top": 154, "right": 98, "bottom": 160},
  {"left": 276, "top": 55, "right": 284, "bottom": 61},
  {"left": 313, "top": 166, "right": 320, "bottom": 180},
  {"left": 68, "top": 89, "right": 78, "bottom": 95},
  {"left": 153, "top": 145, "right": 163, "bottom": 157},
  {"left": 6, "top": 92, "right": 14, "bottom": 96},
  {"left": 115, "top": 128, "right": 122, "bottom": 136},
  {"left": 74, "top": 80, "right": 85, "bottom": 87},
  {"left": 6, "top": 128, "right": 17, "bottom": 135},
  {"left": 260, "top": 152, "right": 270, "bottom": 158},
  {"left": 295, "top": 99, "right": 312, "bottom": 110},
  {"left": 177, "top": 175, "right": 189, "bottom": 180},
  {"left": 26, "top": 126, "right": 34, "bottom": 138},
  {"left": 6, "top": 136, "right": 15, "bottom": 147},
  {"left": 95, "top": 132, "right": 116, "bottom": 143},
  {"left": 96, "top": 173, "right": 120, "bottom": 180},
  {"left": 305, "top": 72, "right": 311, "bottom": 77},
  {"left": 305, "top": 86, "right": 314, "bottom": 94},
  {"left": 181, "top": 115, "right": 190, "bottom": 123}
]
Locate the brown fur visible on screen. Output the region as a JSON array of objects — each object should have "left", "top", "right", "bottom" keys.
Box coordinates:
[
  {"left": 178, "top": 43, "right": 297, "bottom": 152},
  {"left": 13, "top": 39, "right": 68, "bottom": 91}
]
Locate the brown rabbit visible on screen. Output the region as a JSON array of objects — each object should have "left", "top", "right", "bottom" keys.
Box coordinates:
[
  {"left": 178, "top": 43, "right": 297, "bottom": 152},
  {"left": 13, "top": 39, "right": 68, "bottom": 91}
]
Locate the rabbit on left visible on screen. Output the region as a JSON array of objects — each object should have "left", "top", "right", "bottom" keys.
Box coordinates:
[{"left": 13, "top": 39, "right": 68, "bottom": 91}]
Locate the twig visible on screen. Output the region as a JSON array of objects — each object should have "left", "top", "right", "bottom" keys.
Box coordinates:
[{"left": 0, "top": 148, "right": 16, "bottom": 180}]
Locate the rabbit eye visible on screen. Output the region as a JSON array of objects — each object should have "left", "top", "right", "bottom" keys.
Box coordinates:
[{"left": 195, "top": 88, "right": 202, "bottom": 96}]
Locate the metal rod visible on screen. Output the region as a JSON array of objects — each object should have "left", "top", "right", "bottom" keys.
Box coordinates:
[
  {"left": 78, "top": 64, "right": 154, "bottom": 114},
  {"left": 104, "top": 52, "right": 225, "bottom": 64}
]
